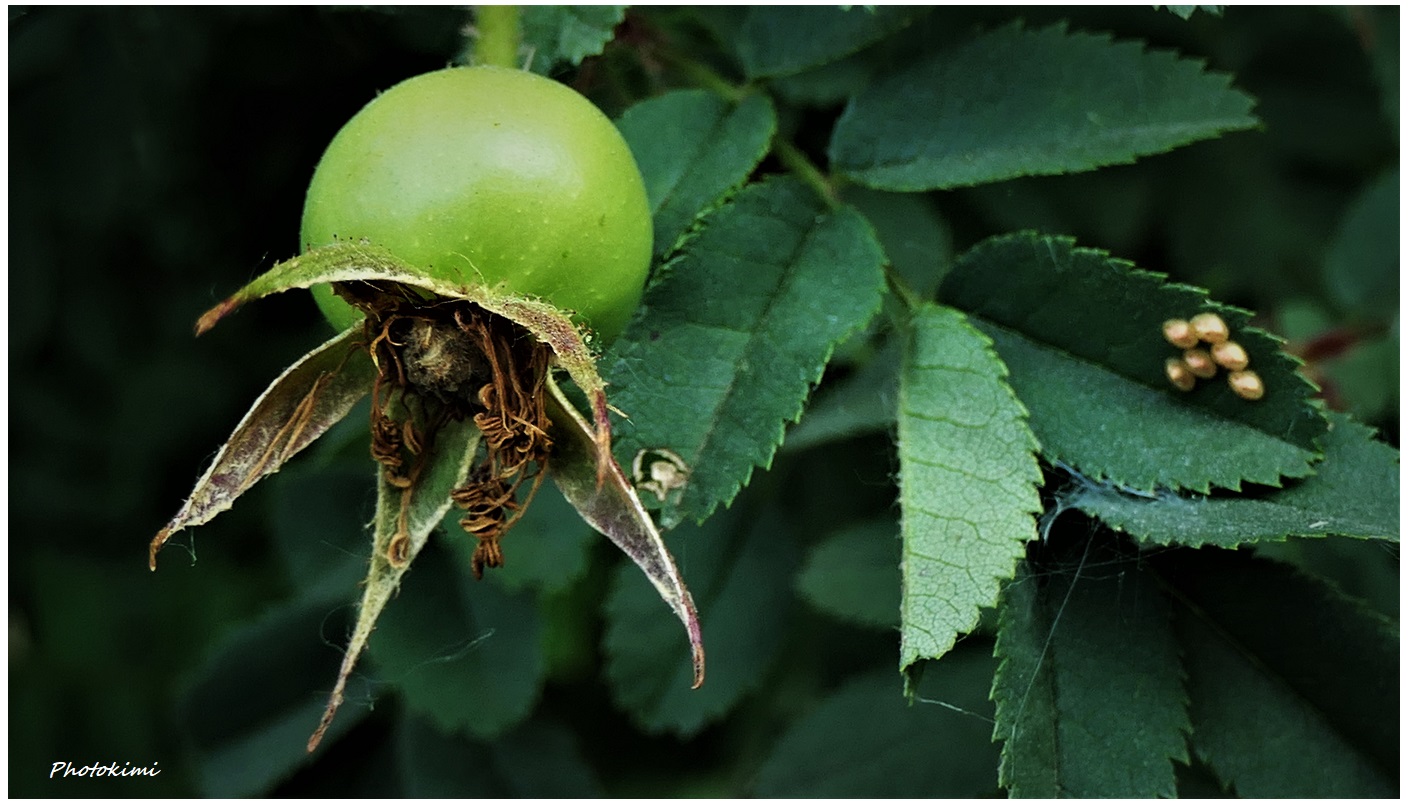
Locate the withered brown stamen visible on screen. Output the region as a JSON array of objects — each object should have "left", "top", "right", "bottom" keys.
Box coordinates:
[{"left": 349, "top": 287, "right": 559, "bottom": 577}]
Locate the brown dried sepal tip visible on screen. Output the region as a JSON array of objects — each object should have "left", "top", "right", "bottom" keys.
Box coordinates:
[
  {"left": 1228, "top": 369, "right": 1265, "bottom": 401},
  {"left": 1164, "top": 357, "right": 1196, "bottom": 392},
  {"left": 1189, "top": 312, "right": 1230, "bottom": 345},
  {"left": 1181, "top": 348, "right": 1218, "bottom": 380},
  {"left": 1210, "top": 340, "right": 1249, "bottom": 372},
  {"left": 1162, "top": 318, "right": 1200, "bottom": 349}
]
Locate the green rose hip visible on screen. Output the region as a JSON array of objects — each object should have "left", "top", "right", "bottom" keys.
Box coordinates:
[{"left": 301, "top": 66, "right": 653, "bottom": 344}]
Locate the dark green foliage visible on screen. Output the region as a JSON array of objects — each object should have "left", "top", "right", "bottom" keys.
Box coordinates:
[
  {"left": 604, "top": 177, "right": 886, "bottom": 528},
  {"left": 176, "top": 596, "right": 376, "bottom": 797},
  {"left": 603, "top": 505, "right": 797, "bottom": 735},
  {"left": 1323, "top": 168, "right": 1399, "bottom": 322},
  {"left": 11, "top": 5, "right": 1395, "bottom": 799},
  {"left": 1161, "top": 552, "right": 1398, "bottom": 796},
  {"left": 942, "top": 233, "right": 1327, "bottom": 492},
  {"left": 992, "top": 554, "right": 1190, "bottom": 797},
  {"left": 737, "top": 6, "right": 928, "bottom": 79},
  {"left": 794, "top": 519, "right": 901, "bottom": 630},
  {"left": 1073, "top": 411, "right": 1399, "bottom": 547},
  {"left": 752, "top": 650, "right": 1001, "bottom": 797},
  {"left": 367, "top": 533, "right": 547, "bottom": 740},
  {"left": 520, "top": 5, "right": 625, "bottom": 75},
  {"left": 829, "top": 22, "right": 1257, "bottom": 190},
  {"left": 616, "top": 90, "right": 777, "bottom": 260}
]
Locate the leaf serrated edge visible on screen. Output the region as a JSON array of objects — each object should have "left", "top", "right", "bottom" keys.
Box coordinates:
[
  {"left": 831, "top": 21, "right": 1259, "bottom": 190},
  {"left": 621, "top": 90, "right": 779, "bottom": 264},
  {"left": 898, "top": 304, "right": 1042, "bottom": 673},
  {"left": 949, "top": 232, "right": 1329, "bottom": 493},
  {"left": 666, "top": 196, "right": 887, "bottom": 527}
]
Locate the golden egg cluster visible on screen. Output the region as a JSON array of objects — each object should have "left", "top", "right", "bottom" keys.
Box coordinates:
[{"left": 1161, "top": 313, "right": 1264, "bottom": 400}]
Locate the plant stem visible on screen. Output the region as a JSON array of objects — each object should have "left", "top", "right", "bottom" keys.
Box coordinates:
[
  {"left": 661, "top": 51, "right": 748, "bottom": 103},
  {"left": 475, "top": 5, "right": 521, "bottom": 69},
  {"left": 664, "top": 46, "right": 912, "bottom": 313},
  {"left": 773, "top": 138, "right": 842, "bottom": 211},
  {"left": 662, "top": 50, "right": 846, "bottom": 213},
  {"left": 885, "top": 265, "right": 924, "bottom": 314}
]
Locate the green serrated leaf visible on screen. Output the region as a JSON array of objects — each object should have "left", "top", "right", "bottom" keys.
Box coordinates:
[
  {"left": 898, "top": 305, "right": 1041, "bottom": 669},
  {"left": 370, "top": 530, "right": 544, "bottom": 741},
  {"left": 1071, "top": 411, "right": 1399, "bottom": 547},
  {"left": 1160, "top": 552, "right": 1397, "bottom": 797},
  {"left": 843, "top": 186, "right": 953, "bottom": 299},
  {"left": 784, "top": 336, "right": 901, "bottom": 453},
  {"left": 942, "top": 232, "right": 1328, "bottom": 493},
  {"left": 737, "top": 6, "right": 926, "bottom": 78},
  {"left": 829, "top": 22, "right": 1257, "bottom": 191},
  {"left": 753, "top": 652, "right": 1000, "bottom": 797},
  {"left": 992, "top": 552, "right": 1190, "bottom": 798},
  {"left": 521, "top": 6, "right": 625, "bottom": 74},
  {"left": 395, "top": 713, "right": 502, "bottom": 798},
  {"left": 1323, "top": 169, "right": 1398, "bottom": 322},
  {"left": 1157, "top": 5, "right": 1225, "bottom": 20},
  {"left": 794, "top": 519, "right": 901, "bottom": 630},
  {"left": 605, "top": 177, "right": 886, "bottom": 528},
  {"left": 176, "top": 595, "right": 375, "bottom": 797},
  {"left": 602, "top": 505, "right": 796, "bottom": 736},
  {"left": 489, "top": 716, "right": 605, "bottom": 797},
  {"left": 616, "top": 90, "right": 777, "bottom": 261}
]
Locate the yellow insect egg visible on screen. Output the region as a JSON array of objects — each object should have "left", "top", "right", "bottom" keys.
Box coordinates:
[
  {"left": 1182, "top": 348, "right": 1218, "bottom": 379},
  {"left": 1228, "top": 369, "right": 1265, "bottom": 401},
  {"left": 1162, "top": 318, "right": 1200, "bottom": 349},
  {"left": 1190, "top": 312, "right": 1230, "bottom": 344},
  {"left": 1165, "top": 357, "right": 1196, "bottom": 392},
  {"left": 1210, "top": 340, "right": 1249, "bottom": 371}
]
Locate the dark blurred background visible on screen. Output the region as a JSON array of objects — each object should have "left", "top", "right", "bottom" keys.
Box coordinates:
[
  {"left": 9, "top": 6, "right": 1397, "bottom": 797},
  {"left": 10, "top": 7, "right": 478, "bottom": 796}
]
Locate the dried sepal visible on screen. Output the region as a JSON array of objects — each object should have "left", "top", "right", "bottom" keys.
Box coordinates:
[
  {"left": 173, "top": 241, "right": 703, "bottom": 752},
  {"left": 197, "top": 242, "right": 615, "bottom": 483},
  {"left": 307, "top": 416, "right": 482, "bottom": 752},
  {"left": 149, "top": 326, "right": 374, "bottom": 569},
  {"left": 544, "top": 374, "right": 705, "bottom": 689}
]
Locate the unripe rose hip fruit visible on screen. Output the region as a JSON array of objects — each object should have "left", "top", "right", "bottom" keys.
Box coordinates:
[{"left": 300, "top": 66, "right": 653, "bottom": 344}]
